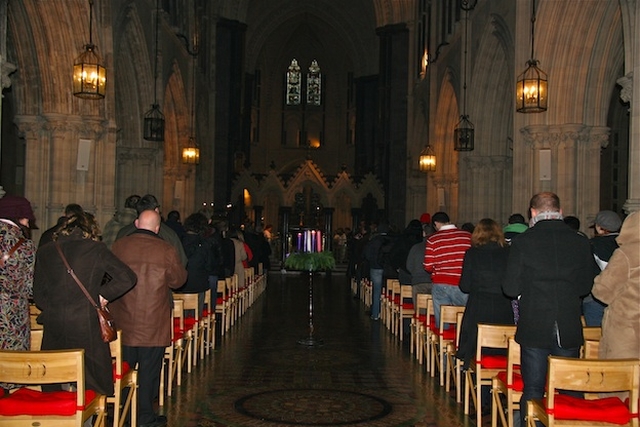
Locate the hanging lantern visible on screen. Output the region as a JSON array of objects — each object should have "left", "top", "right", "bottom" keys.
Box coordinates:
[
  {"left": 454, "top": 115, "right": 474, "bottom": 152},
  {"left": 516, "top": 59, "right": 548, "bottom": 113},
  {"left": 143, "top": 0, "right": 165, "bottom": 141},
  {"left": 182, "top": 137, "right": 200, "bottom": 165},
  {"left": 419, "top": 145, "right": 436, "bottom": 172},
  {"left": 143, "top": 104, "right": 165, "bottom": 141},
  {"left": 516, "top": 0, "right": 548, "bottom": 113},
  {"left": 73, "top": 0, "right": 106, "bottom": 99}
]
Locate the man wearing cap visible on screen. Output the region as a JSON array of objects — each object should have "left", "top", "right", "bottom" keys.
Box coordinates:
[
  {"left": 0, "top": 195, "right": 37, "bottom": 359},
  {"left": 583, "top": 210, "right": 622, "bottom": 326}
]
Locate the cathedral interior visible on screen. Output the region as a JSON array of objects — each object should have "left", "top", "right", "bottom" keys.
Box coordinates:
[{"left": 0, "top": 0, "right": 638, "bottom": 244}]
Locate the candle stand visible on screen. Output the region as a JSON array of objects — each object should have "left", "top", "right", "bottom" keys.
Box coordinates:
[{"left": 283, "top": 251, "right": 335, "bottom": 347}]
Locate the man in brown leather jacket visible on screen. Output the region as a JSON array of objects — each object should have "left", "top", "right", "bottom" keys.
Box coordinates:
[{"left": 111, "top": 210, "right": 187, "bottom": 427}]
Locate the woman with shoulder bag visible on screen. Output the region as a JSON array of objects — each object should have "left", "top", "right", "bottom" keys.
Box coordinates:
[{"left": 33, "top": 211, "right": 137, "bottom": 395}]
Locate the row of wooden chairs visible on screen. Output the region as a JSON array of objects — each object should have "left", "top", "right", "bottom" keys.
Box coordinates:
[
  {"left": 160, "top": 265, "right": 267, "bottom": 406},
  {"left": 352, "top": 285, "right": 638, "bottom": 427},
  {"left": 0, "top": 328, "right": 136, "bottom": 427}
]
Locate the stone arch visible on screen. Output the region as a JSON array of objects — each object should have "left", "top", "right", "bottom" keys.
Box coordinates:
[
  {"left": 432, "top": 69, "right": 461, "bottom": 221},
  {"left": 114, "top": 4, "right": 152, "bottom": 149},
  {"left": 162, "top": 61, "right": 191, "bottom": 214}
]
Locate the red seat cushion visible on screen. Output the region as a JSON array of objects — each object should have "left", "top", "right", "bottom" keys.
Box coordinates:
[
  {"left": 401, "top": 303, "right": 414, "bottom": 310},
  {"left": 548, "top": 393, "right": 632, "bottom": 424},
  {"left": 496, "top": 370, "right": 523, "bottom": 391},
  {"left": 184, "top": 317, "right": 198, "bottom": 330},
  {"left": 478, "top": 354, "right": 507, "bottom": 369},
  {"left": 0, "top": 387, "right": 97, "bottom": 416},
  {"left": 112, "top": 361, "right": 131, "bottom": 381}
]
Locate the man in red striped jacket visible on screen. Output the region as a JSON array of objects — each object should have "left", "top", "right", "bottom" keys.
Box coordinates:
[{"left": 423, "top": 211, "right": 472, "bottom": 327}]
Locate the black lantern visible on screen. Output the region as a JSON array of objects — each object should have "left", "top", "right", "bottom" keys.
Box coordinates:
[
  {"left": 73, "top": 0, "right": 106, "bottom": 99},
  {"left": 454, "top": 1, "right": 475, "bottom": 151},
  {"left": 144, "top": 0, "right": 165, "bottom": 141},
  {"left": 516, "top": 0, "right": 548, "bottom": 113}
]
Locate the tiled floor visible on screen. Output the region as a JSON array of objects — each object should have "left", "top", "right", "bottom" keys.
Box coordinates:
[{"left": 160, "top": 272, "right": 476, "bottom": 426}]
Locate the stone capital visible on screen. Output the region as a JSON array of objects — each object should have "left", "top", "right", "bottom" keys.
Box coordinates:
[{"left": 616, "top": 72, "right": 632, "bottom": 110}]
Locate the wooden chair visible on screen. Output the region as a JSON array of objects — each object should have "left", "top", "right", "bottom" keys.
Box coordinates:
[
  {"left": 580, "top": 326, "right": 602, "bottom": 357},
  {"left": 464, "top": 323, "right": 517, "bottom": 427},
  {"left": 108, "top": 329, "right": 138, "bottom": 427},
  {"left": 423, "top": 295, "right": 435, "bottom": 373},
  {"left": 172, "top": 293, "right": 201, "bottom": 371},
  {"left": 430, "top": 305, "right": 465, "bottom": 387},
  {"left": 527, "top": 356, "right": 640, "bottom": 427},
  {"left": 583, "top": 339, "right": 601, "bottom": 359},
  {"left": 159, "top": 298, "right": 184, "bottom": 406},
  {"left": 0, "top": 349, "right": 107, "bottom": 427},
  {"left": 445, "top": 311, "right": 465, "bottom": 403},
  {"left": 389, "top": 280, "right": 401, "bottom": 333},
  {"left": 491, "top": 337, "right": 521, "bottom": 427},
  {"left": 216, "top": 279, "right": 229, "bottom": 336},
  {"left": 397, "top": 284, "right": 415, "bottom": 340},
  {"left": 202, "top": 288, "right": 215, "bottom": 354},
  {"left": 380, "top": 279, "right": 393, "bottom": 328},
  {"left": 30, "top": 328, "right": 43, "bottom": 351},
  {"left": 29, "top": 303, "right": 42, "bottom": 330},
  {"left": 411, "top": 293, "right": 430, "bottom": 362}
]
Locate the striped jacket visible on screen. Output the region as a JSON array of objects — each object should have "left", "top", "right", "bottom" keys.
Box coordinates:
[{"left": 423, "top": 225, "right": 471, "bottom": 286}]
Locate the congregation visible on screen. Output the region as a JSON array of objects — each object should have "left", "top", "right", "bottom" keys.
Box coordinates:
[
  {"left": 0, "top": 192, "right": 270, "bottom": 427},
  {"left": 348, "top": 191, "right": 639, "bottom": 427},
  {"left": 0, "top": 189, "right": 638, "bottom": 427}
]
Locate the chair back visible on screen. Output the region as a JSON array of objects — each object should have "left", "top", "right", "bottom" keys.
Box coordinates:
[
  {"left": 582, "top": 339, "right": 600, "bottom": 359},
  {"left": 475, "top": 323, "right": 517, "bottom": 359},
  {"left": 440, "top": 305, "right": 465, "bottom": 332},
  {"left": 0, "top": 348, "right": 105, "bottom": 426},
  {"left": 30, "top": 328, "right": 43, "bottom": 351},
  {"left": 582, "top": 326, "right": 602, "bottom": 341},
  {"left": 546, "top": 356, "right": 640, "bottom": 409}
]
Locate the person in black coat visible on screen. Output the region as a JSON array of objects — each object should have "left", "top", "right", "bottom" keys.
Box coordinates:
[
  {"left": 502, "top": 192, "right": 598, "bottom": 427},
  {"left": 456, "top": 218, "right": 514, "bottom": 369},
  {"left": 33, "top": 212, "right": 137, "bottom": 395}
]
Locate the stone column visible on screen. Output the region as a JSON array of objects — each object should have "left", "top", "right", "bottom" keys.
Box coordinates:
[
  {"left": 521, "top": 124, "right": 609, "bottom": 224},
  {"left": 620, "top": 0, "right": 640, "bottom": 213}
]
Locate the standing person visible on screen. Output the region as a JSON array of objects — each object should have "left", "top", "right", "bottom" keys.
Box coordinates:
[
  {"left": 102, "top": 194, "right": 140, "bottom": 249},
  {"left": 502, "top": 192, "right": 597, "bottom": 427},
  {"left": 406, "top": 222, "right": 434, "bottom": 306},
  {"left": 424, "top": 211, "right": 472, "bottom": 327},
  {"left": 110, "top": 210, "right": 187, "bottom": 427},
  {"left": 503, "top": 213, "right": 528, "bottom": 244},
  {"left": 228, "top": 227, "right": 249, "bottom": 287},
  {"left": 583, "top": 209, "right": 622, "bottom": 326},
  {"left": 38, "top": 203, "right": 84, "bottom": 247},
  {"left": 33, "top": 212, "right": 136, "bottom": 396},
  {"left": 591, "top": 211, "right": 640, "bottom": 365},
  {"left": 362, "top": 219, "right": 391, "bottom": 320},
  {"left": 175, "top": 212, "right": 215, "bottom": 313},
  {"left": 116, "top": 194, "right": 187, "bottom": 266},
  {"left": 456, "top": 218, "right": 514, "bottom": 369},
  {"left": 165, "top": 210, "right": 186, "bottom": 242},
  {"left": 0, "top": 195, "right": 36, "bottom": 357},
  {"left": 394, "top": 219, "right": 424, "bottom": 288}
]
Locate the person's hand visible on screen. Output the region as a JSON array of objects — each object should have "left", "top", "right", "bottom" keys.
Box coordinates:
[{"left": 99, "top": 295, "right": 109, "bottom": 308}]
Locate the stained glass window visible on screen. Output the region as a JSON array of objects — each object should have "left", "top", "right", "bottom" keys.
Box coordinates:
[
  {"left": 286, "top": 59, "right": 301, "bottom": 106},
  {"left": 306, "top": 59, "right": 321, "bottom": 106}
]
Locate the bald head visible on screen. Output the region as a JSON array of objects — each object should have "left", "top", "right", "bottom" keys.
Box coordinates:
[{"left": 135, "top": 210, "right": 161, "bottom": 234}]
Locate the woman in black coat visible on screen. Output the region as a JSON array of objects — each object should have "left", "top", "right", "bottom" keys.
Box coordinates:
[
  {"left": 456, "top": 218, "right": 514, "bottom": 369},
  {"left": 33, "top": 212, "right": 137, "bottom": 395}
]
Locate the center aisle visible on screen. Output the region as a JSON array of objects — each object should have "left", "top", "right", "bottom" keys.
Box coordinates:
[{"left": 162, "top": 272, "right": 471, "bottom": 427}]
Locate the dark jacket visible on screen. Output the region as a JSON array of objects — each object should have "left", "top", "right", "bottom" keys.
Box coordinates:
[
  {"left": 177, "top": 233, "right": 215, "bottom": 293},
  {"left": 503, "top": 220, "right": 597, "bottom": 349},
  {"left": 457, "top": 242, "right": 514, "bottom": 366},
  {"left": 33, "top": 230, "right": 137, "bottom": 395},
  {"left": 110, "top": 230, "right": 187, "bottom": 348}
]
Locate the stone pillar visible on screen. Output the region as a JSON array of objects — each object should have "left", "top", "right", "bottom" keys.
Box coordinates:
[
  {"left": 323, "top": 207, "right": 334, "bottom": 252},
  {"left": 521, "top": 124, "right": 609, "bottom": 225},
  {"left": 620, "top": 0, "right": 640, "bottom": 213},
  {"left": 279, "top": 206, "right": 292, "bottom": 266}
]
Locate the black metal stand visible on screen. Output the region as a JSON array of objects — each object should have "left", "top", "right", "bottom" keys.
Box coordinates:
[{"left": 298, "top": 271, "right": 323, "bottom": 347}]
